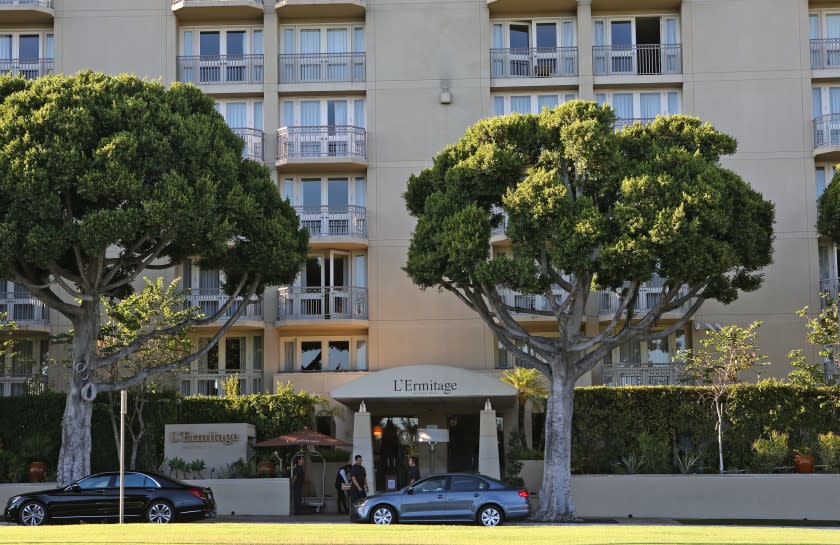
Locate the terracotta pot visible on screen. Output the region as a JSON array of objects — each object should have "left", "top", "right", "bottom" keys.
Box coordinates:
[
  {"left": 27, "top": 461, "right": 47, "bottom": 483},
  {"left": 794, "top": 454, "right": 815, "bottom": 473},
  {"left": 256, "top": 461, "right": 276, "bottom": 478}
]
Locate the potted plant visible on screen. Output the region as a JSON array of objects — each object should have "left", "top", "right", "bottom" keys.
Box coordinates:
[
  {"left": 793, "top": 447, "right": 815, "bottom": 474},
  {"left": 20, "top": 432, "right": 55, "bottom": 483}
]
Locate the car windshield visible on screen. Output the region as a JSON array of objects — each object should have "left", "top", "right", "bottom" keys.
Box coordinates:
[{"left": 72, "top": 474, "right": 113, "bottom": 490}]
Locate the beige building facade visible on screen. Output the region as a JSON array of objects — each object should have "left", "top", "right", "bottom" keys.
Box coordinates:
[{"left": 0, "top": 0, "right": 830, "bottom": 483}]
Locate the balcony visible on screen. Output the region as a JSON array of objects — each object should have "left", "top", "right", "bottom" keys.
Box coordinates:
[
  {"left": 276, "top": 126, "right": 367, "bottom": 172},
  {"left": 820, "top": 277, "right": 839, "bottom": 306},
  {"left": 179, "top": 370, "right": 264, "bottom": 396},
  {"left": 275, "top": 0, "right": 365, "bottom": 19},
  {"left": 497, "top": 287, "right": 568, "bottom": 316},
  {"left": 487, "top": 0, "right": 578, "bottom": 15},
  {"left": 0, "top": 296, "right": 49, "bottom": 329},
  {"left": 0, "top": 58, "right": 53, "bottom": 80},
  {"left": 295, "top": 205, "right": 367, "bottom": 248},
  {"left": 278, "top": 52, "right": 366, "bottom": 85},
  {"left": 185, "top": 289, "right": 263, "bottom": 324},
  {"left": 598, "top": 276, "right": 689, "bottom": 316},
  {"left": 813, "top": 114, "right": 840, "bottom": 160},
  {"left": 490, "top": 47, "right": 578, "bottom": 82},
  {"left": 811, "top": 39, "right": 840, "bottom": 71},
  {"left": 171, "top": 0, "right": 264, "bottom": 22},
  {"left": 277, "top": 286, "right": 368, "bottom": 323},
  {"left": 601, "top": 362, "right": 686, "bottom": 386},
  {"left": 176, "top": 55, "right": 264, "bottom": 87},
  {"left": 0, "top": 0, "right": 53, "bottom": 23},
  {"left": 592, "top": 44, "right": 682, "bottom": 77},
  {"left": 232, "top": 127, "right": 264, "bottom": 162}
]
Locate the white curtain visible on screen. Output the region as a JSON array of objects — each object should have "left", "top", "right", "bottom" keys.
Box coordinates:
[
  {"left": 253, "top": 102, "right": 263, "bottom": 131},
  {"left": 45, "top": 34, "right": 53, "bottom": 59},
  {"left": 301, "top": 29, "right": 320, "bottom": 53},
  {"left": 493, "top": 96, "right": 505, "bottom": 115},
  {"left": 827, "top": 15, "right": 840, "bottom": 39},
  {"left": 301, "top": 101, "right": 320, "bottom": 125},
  {"left": 329, "top": 100, "right": 347, "bottom": 126},
  {"left": 639, "top": 93, "right": 661, "bottom": 119},
  {"left": 354, "top": 255, "right": 367, "bottom": 287},
  {"left": 664, "top": 18, "right": 678, "bottom": 44},
  {"left": 282, "top": 179, "right": 294, "bottom": 202},
  {"left": 593, "top": 21, "right": 605, "bottom": 46},
  {"left": 356, "top": 340, "right": 367, "bottom": 371},
  {"left": 353, "top": 27, "right": 365, "bottom": 52},
  {"left": 814, "top": 88, "right": 823, "bottom": 118},
  {"left": 283, "top": 101, "right": 295, "bottom": 126},
  {"left": 226, "top": 102, "right": 247, "bottom": 128},
  {"left": 562, "top": 21, "right": 575, "bottom": 46},
  {"left": 252, "top": 30, "right": 263, "bottom": 55},
  {"left": 354, "top": 178, "right": 366, "bottom": 206},
  {"left": 612, "top": 93, "right": 633, "bottom": 119},
  {"left": 327, "top": 29, "right": 348, "bottom": 80},
  {"left": 538, "top": 95, "right": 558, "bottom": 112},
  {"left": 595, "top": 93, "right": 606, "bottom": 105},
  {"left": 182, "top": 31, "right": 193, "bottom": 55},
  {"left": 564, "top": 93, "right": 577, "bottom": 102},
  {"left": 829, "top": 87, "right": 840, "bottom": 113},
  {"left": 817, "top": 167, "right": 827, "bottom": 199},
  {"left": 354, "top": 99, "right": 365, "bottom": 127},
  {"left": 492, "top": 24, "right": 503, "bottom": 48},
  {"left": 667, "top": 92, "right": 680, "bottom": 115},
  {"left": 199, "top": 268, "right": 220, "bottom": 291},
  {"left": 510, "top": 96, "right": 531, "bottom": 114},
  {"left": 810, "top": 14, "right": 820, "bottom": 40},
  {"left": 327, "top": 29, "right": 347, "bottom": 53},
  {"left": 283, "top": 29, "right": 295, "bottom": 54}
]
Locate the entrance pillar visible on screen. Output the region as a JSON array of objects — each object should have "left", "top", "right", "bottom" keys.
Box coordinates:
[
  {"left": 352, "top": 402, "right": 374, "bottom": 491},
  {"left": 478, "top": 400, "right": 500, "bottom": 479}
]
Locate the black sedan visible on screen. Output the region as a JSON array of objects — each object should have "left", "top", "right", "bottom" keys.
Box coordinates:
[
  {"left": 351, "top": 472, "right": 530, "bottom": 526},
  {"left": 4, "top": 471, "right": 216, "bottom": 526}
]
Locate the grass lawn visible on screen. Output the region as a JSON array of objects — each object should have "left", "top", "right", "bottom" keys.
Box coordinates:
[{"left": 0, "top": 523, "right": 838, "bottom": 545}]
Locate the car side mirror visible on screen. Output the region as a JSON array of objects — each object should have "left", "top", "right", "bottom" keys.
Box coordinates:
[
  {"left": 70, "top": 484, "right": 81, "bottom": 493},
  {"left": 405, "top": 487, "right": 414, "bottom": 495}
]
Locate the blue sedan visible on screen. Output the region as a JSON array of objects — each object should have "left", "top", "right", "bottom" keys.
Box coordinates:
[{"left": 351, "top": 473, "right": 530, "bottom": 526}]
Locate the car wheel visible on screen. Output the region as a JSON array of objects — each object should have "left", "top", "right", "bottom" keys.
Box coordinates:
[
  {"left": 18, "top": 501, "right": 47, "bottom": 526},
  {"left": 146, "top": 500, "right": 174, "bottom": 524},
  {"left": 370, "top": 505, "right": 396, "bottom": 525},
  {"left": 477, "top": 504, "right": 503, "bottom": 527}
]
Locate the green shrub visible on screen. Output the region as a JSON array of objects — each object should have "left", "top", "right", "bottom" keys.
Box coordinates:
[
  {"left": 751, "top": 431, "right": 789, "bottom": 472},
  {"left": 635, "top": 433, "right": 671, "bottom": 473},
  {"left": 817, "top": 432, "right": 840, "bottom": 472},
  {"left": 0, "top": 449, "right": 24, "bottom": 482}
]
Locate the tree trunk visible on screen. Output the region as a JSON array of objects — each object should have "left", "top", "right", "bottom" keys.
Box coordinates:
[
  {"left": 517, "top": 394, "right": 527, "bottom": 449},
  {"left": 56, "top": 303, "right": 99, "bottom": 486},
  {"left": 715, "top": 399, "right": 724, "bottom": 475},
  {"left": 533, "top": 371, "right": 576, "bottom": 521}
]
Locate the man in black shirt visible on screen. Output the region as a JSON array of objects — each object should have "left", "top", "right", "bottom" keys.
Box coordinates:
[
  {"left": 406, "top": 456, "right": 420, "bottom": 485},
  {"left": 348, "top": 454, "right": 368, "bottom": 517},
  {"left": 291, "top": 456, "right": 305, "bottom": 515}
]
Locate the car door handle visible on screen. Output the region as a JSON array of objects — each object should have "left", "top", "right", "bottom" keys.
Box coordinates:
[
  {"left": 436, "top": 494, "right": 444, "bottom": 499},
  {"left": 473, "top": 493, "right": 479, "bottom": 497}
]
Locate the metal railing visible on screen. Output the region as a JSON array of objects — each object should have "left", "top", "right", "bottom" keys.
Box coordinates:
[
  {"left": 0, "top": 296, "right": 50, "bottom": 325},
  {"left": 0, "top": 59, "right": 53, "bottom": 80},
  {"left": 592, "top": 44, "right": 682, "bottom": 75},
  {"left": 614, "top": 117, "right": 656, "bottom": 131},
  {"left": 601, "top": 362, "right": 686, "bottom": 386},
  {"left": 294, "top": 205, "right": 367, "bottom": 239},
  {"left": 496, "top": 287, "right": 568, "bottom": 313},
  {"left": 0, "top": 0, "right": 53, "bottom": 7},
  {"left": 599, "top": 276, "right": 690, "bottom": 315},
  {"left": 278, "top": 52, "right": 366, "bottom": 83},
  {"left": 176, "top": 54, "right": 264, "bottom": 84},
  {"left": 491, "top": 205, "right": 508, "bottom": 237},
  {"left": 277, "top": 286, "right": 368, "bottom": 321},
  {"left": 184, "top": 289, "right": 263, "bottom": 321},
  {"left": 276, "top": 126, "right": 367, "bottom": 161},
  {"left": 820, "top": 277, "right": 839, "bottom": 305},
  {"left": 810, "top": 38, "right": 840, "bottom": 69},
  {"left": 490, "top": 47, "right": 578, "bottom": 78},
  {"left": 231, "top": 127, "right": 264, "bottom": 162},
  {"left": 814, "top": 114, "right": 840, "bottom": 148},
  {"left": 0, "top": 376, "right": 31, "bottom": 397},
  {"left": 179, "top": 370, "right": 263, "bottom": 397}
]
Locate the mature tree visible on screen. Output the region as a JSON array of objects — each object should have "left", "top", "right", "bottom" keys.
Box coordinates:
[
  {"left": 0, "top": 72, "right": 309, "bottom": 484},
  {"left": 404, "top": 101, "right": 774, "bottom": 520},
  {"left": 500, "top": 366, "right": 547, "bottom": 449},
  {"left": 677, "top": 321, "right": 768, "bottom": 474}
]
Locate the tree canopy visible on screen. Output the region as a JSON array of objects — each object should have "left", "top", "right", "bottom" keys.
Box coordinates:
[{"left": 404, "top": 101, "right": 774, "bottom": 520}]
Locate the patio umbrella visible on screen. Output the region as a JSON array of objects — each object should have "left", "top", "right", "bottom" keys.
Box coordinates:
[{"left": 254, "top": 429, "right": 352, "bottom": 448}]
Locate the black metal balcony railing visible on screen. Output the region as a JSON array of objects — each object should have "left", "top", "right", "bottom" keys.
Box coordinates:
[
  {"left": 184, "top": 288, "right": 263, "bottom": 321},
  {"left": 592, "top": 44, "right": 682, "bottom": 75},
  {"left": 0, "top": 296, "right": 49, "bottom": 326},
  {"left": 814, "top": 114, "right": 840, "bottom": 148},
  {"left": 601, "top": 362, "right": 686, "bottom": 386},
  {"left": 490, "top": 47, "right": 578, "bottom": 78},
  {"left": 276, "top": 126, "right": 366, "bottom": 161},
  {"left": 811, "top": 38, "right": 840, "bottom": 69},
  {"left": 0, "top": 0, "right": 53, "bottom": 7},
  {"left": 0, "top": 58, "right": 53, "bottom": 80},
  {"left": 231, "top": 127, "right": 264, "bottom": 162},
  {"left": 277, "top": 286, "right": 368, "bottom": 321},
  {"left": 294, "top": 205, "right": 367, "bottom": 239},
  {"left": 279, "top": 52, "right": 366, "bottom": 83},
  {"left": 599, "top": 276, "right": 690, "bottom": 315},
  {"left": 176, "top": 55, "right": 264, "bottom": 84}
]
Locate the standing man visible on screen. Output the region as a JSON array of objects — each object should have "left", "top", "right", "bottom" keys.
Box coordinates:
[
  {"left": 291, "top": 455, "right": 305, "bottom": 515},
  {"left": 348, "top": 454, "right": 368, "bottom": 516},
  {"left": 335, "top": 464, "right": 351, "bottom": 514},
  {"left": 406, "top": 456, "right": 420, "bottom": 485}
]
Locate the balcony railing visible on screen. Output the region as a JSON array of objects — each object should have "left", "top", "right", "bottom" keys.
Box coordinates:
[
  {"left": 614, "top": 117, "right": 656, "bottom": 131},
  {"left": 496, "top": 287, "right": 568, "bottom": 313},
  {"left": 490, "top": 47, "right": 578, "bottom": 78},
  {"left": 185, "top": 289, "right": 263, "bottom": 321},
  {"left": 276, "top": 126, "right": 366, "bottom": 161},
  {"left": 592, "top": 44, "right": 682, "bottom": 75},
  {"left": 0, "top": 0, "right": 53, "bottom": 7},
  {"left": 491, "top": 205, "right": 508, "bottom": 237},
  {"left": 0, "top": 296, "right": 49, "bottom": 326},
  {"left": 820, "top": 277, "right": 839, "bottom": 306},
  {"left": 277, "top": 286, "right": 368, "bottom": 321},
  {"left": 601, "top": 362, "right": 686, "bottom": 386},
  {"left": 279, "top": 52, "right": 366, "bottom": 83},
  {"left": 295, "top": 205, "right": 367, "bottom": 239},
  {"left": 0, "top": 58, "right": 53, "bottom": 79},
  {"left": 814, "top": 114, "right": 840, "bottom": 149},
  {"left": 179, "top": 370, "right": 263, "bottom": 397},
  {"left": 811, "top": 39, "right": 840, "bottom": 69},
  {"left": 232, "top": 127, "right": 264, "bottom": 162},
  {"left": 176, "top": 55, "right": 264, "bottom": 84},
  {"left": 599, "top": 276, "right": 689, "bottom": 315}
]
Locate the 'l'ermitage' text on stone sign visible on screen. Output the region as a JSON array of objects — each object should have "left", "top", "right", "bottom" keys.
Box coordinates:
[{"left": 164, "top": 423, "right": 255, "bottom": 478}]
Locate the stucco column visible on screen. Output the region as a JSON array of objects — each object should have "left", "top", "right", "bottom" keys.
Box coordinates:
[
  {"left": 352, "top": 402, "right": 374, "bottom": 491},
  {"left": 577, "top": 0, "right": 594, "bottom": 100},
  {"left": 263, "top": 7, "right": 279, "bottom": 172},
  {"left": 478, "top": 401, "right": 500, "bottom": 479}
]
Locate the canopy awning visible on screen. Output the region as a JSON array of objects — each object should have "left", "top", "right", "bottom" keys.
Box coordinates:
[{"left": 254, "top": 429, "right": 352, "bottom": 448}]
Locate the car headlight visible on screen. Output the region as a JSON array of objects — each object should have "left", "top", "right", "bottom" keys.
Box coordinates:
[
  {"left": 7, "top": 496, "right": 22, "bottom": 506},
  {"left": 354, "top": 499, "right": 368, "bottom": 508}
]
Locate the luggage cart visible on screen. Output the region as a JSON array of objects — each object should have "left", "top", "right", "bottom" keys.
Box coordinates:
[{"left": 293, "top": 448, "right": 326, "bottom": 513}]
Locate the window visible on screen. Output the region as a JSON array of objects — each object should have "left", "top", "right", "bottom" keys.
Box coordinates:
[
  {"left": 813, "top": 86, "right": 840, "bottom": 146},
  {"left": 281, "top": 98, "right": 366, "bottom": 128},
  {"left": 603, "top": 330, "right": 689, "bottom": 367},
  {"left": 592, "top": 16, "right": 680, "bottom": 75},
  {"left": 0, "top": 31, "right": 53, "bottom": 79},
  {"left": 122, "top": 473, "right": 158, "bottom": 488},
  {"left": 490, "top": 19, "right": 577, "bottom": 77},
  {"left": 413, "top": 476, "right": 448, "bottom": 493},
  {"left": 810, "top": 10, "right": 840, "bottom": 68},
  {"left": 817, "top": 164, "right": 835, "bottom": 199},
  {"left": 282, "top": 337, "right": 369, "bottom": 373},
  {"left": 492, "top": 93, "right": 577, "bottom": 116},
  {"left": 449, "top": 476, "right": 487, "bottom": 491},
  {"left": 76, "top": 475, "right": 113, "bottom": 490},
  {"left": 280, "top": 24, "right": 365, "bottom": 82},
  {"left": 179, "top": 26, "right": 263, "bottom": 84},
  {"left": 595, "top": 90, "right": 681, "bottom": 128}
]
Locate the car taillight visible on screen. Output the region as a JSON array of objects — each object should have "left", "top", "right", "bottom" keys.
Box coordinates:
[
  {"left": 518, "top": 489, "right": 529, "bottom": 498},
  {"left": 189, "top": 487, "right": 207, "bottom": 500}
]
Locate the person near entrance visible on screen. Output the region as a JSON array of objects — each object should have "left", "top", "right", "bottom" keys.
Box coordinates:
[
  {"left": 406, "top": 456, "right": 420, "bottom": 485},
  {"left": 335, "top": 463, "right": 351, "bottom": 514},
  {"left": 291, "top": 455, "right": 305, "bottom": 515},
  {"left": 348, "top": 454, "right": 368, "bottom": 515}
]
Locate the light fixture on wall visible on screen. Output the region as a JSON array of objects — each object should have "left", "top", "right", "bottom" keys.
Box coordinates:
[
  {"left": 372, "top": 424, "right": 383, "bottom": 439},
  {"left": 440, "top": 87, "right": 452, "bottom": 104}
]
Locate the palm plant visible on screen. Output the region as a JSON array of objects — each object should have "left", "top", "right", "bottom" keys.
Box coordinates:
[{"left": 501, "top": 366, "right": 548, "bottom": 449}]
